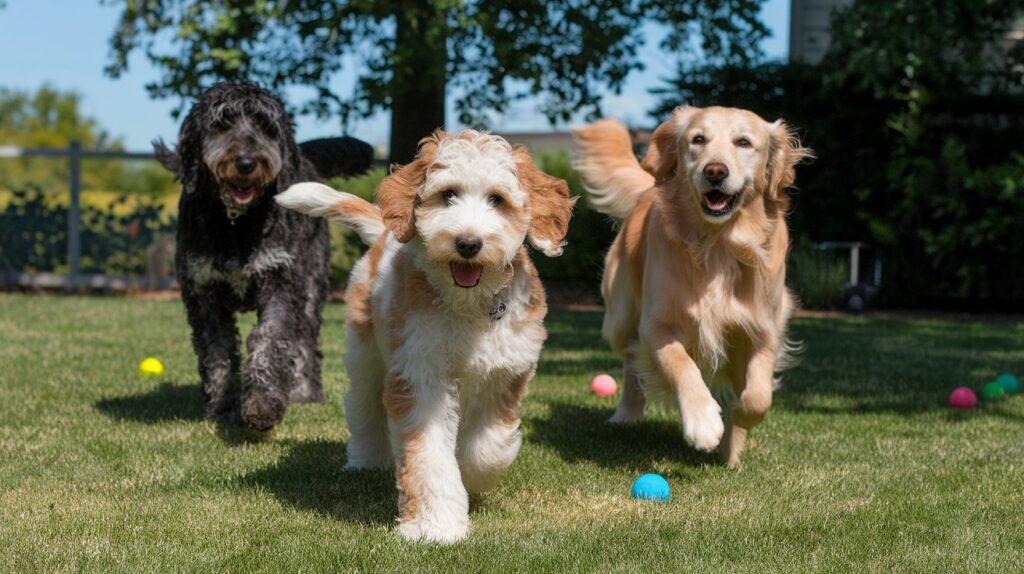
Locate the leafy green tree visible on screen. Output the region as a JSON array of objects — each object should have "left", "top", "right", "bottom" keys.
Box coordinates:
[
  {"left": 105, "top": 0, "right": 770, "bottom": 162},
  {"left": 0, "top": 85, "right": 178, "bottom": 277},
  {"left": 653, "top": 0, "right": 1024, "bottom": 307},
  {"left": 0, "top": 85, "right": 113, "bottom": 149},
  {"left": 0, "top": 85, "right": 176, "bottom": 197},
  {"left": 0, "top": 85, "right": 120, "bottom": 192},
  {"left": 821, "top": 0, "right": 1024, "bottom": 307}
]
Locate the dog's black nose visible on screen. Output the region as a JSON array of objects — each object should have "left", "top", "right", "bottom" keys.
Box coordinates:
[
  {"left": 703, "top": 162, "right": 729, "bottom": 184},
  {"left": 455, "top": 235, "right": 482, "bottom": 259},
  {"left": 236, "top": 156, "right": 256, "bottom": 175}
]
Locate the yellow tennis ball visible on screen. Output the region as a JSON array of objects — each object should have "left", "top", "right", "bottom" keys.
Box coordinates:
[{"left": 139, "top": 357, "right": 165, "bottom": 378}]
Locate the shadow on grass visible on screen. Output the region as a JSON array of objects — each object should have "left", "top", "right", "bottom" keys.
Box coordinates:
[
  {"left": 240, "top": 439, "right": 395, "bottom": 526},
  {"left": 778, "top": 317, "right": 1024, "bottom": 418},
  {"left": 544, "top": 310, "right": 604, "bottom": 349},
  {"left": 540, "top": 310, "right": 1024, "bottom": 419},
  {"left": 527, "top": 403, "right": 714, "bottom": 470},
  {"left": 93, "top": 384, "right": 353, "bottom": 444},
  {"left": 94, "top": 381, "right": 203, "bottom": 423}
]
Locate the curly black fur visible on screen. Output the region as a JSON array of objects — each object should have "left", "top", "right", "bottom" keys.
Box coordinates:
[{"left": 156, "top": 82, "right": 372, "bottom": 431}]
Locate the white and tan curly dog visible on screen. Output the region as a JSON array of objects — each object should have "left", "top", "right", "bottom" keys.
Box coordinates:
[{"left": 277, "top": 130, "right": 574, "bottom": 543}]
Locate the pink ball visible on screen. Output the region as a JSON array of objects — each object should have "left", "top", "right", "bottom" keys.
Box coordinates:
[
  {"left": 591, "top": 374, "right": 617, "bottom": 397},
  {"left": 949, "top": 387, "right": 978, "bottom": 410}
]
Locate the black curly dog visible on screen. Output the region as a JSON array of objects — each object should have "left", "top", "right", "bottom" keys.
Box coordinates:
[{"left": 155, "top": 82, "right": 373, "bottom": 431}]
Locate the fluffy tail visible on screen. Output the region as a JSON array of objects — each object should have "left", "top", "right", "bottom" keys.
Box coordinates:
[
  {"left": 572, "top": 119, "right": 655, "bottom": 220},
  {"left": 276, "top": 182, "right": 385, "bottom": 245},
  {"left": 298, "top": 136, "right": 376, "bottom": 179}
]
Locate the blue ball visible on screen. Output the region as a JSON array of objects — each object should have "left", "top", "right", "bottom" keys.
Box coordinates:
[
  {"left": 996, "top": 373, "right": 1020, "bottom": 394},
  {"left": 631, "top": 473, "right": 670, "bottom": 503}
]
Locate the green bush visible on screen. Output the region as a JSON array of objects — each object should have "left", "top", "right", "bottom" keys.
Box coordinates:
[
  {"left": 890, "top": 143, "right": 1024, "bottom": 304},
  {"left": 0, "top": 187, "right": 176, "bottom": 275},
  {"left": 787, "top": 248, "right": 848, "bottom": 310},
  {"left": 530, "top": 150, "right": 616, "bottom": 289}
]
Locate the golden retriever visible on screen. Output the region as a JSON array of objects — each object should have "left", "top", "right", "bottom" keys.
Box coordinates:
[{"left": 573, "top": 106, "right": 810, "bottom": 467}]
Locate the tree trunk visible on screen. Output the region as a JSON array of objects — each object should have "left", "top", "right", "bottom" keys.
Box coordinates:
[{"left": 389, "top": 5, "right": 447, "bottom": 165}]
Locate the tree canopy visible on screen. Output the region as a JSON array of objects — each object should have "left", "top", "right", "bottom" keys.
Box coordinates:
[
  {"left": 0, "top": 85, "right": 175, "bottom": 197},
  {"left": 105, "top": 0, "right": 769, "bottom": 161},
  {"left": 652, "top": 0, "right": 1024, "bottom": 308}
]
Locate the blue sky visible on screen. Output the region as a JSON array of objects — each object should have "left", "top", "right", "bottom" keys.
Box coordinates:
[{"left": 0, "top": 1, "right": 789, "bottom": 150}]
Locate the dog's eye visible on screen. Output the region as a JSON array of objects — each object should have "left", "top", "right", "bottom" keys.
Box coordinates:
[
  {"left": 736, "top": 137, "right": 752, "bottom": 148},
  {"left": 691, "top": 134, "right": 706, "bottom": 145},
  {"left": 442, "top": 189, "right": 458, "bottom": 205},
  {"left": 487, "top": 194, "right": 503, "bottom": 208}
]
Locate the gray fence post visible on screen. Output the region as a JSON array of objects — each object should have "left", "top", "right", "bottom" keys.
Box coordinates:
[{"left": 67, "top": 140, "right": 81, "bottom": 292}]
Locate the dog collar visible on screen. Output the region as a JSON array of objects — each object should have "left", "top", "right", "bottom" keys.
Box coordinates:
[
  {"left": 219, "top": 188, "right": 245, "bottom": 222},
  {"left": 490, "top": 288, "right": 510, "bottom": 322}
]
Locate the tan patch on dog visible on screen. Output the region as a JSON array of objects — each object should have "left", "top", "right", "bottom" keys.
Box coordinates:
[
  {"left": 383, "top": 374, "right": 416, "bottom": 420},
  {"left": 386, "top": 374, "right": 427, "bottom": 524},
  {"left": 385, "top": 251, "right": 437, "bottom": 350},
  {"left": 512, "top": 148, "right": 575, "bottom": 257},
  {"left": 333, "top": 194, "right": 382, "bottom": 225},
  {"left": 396, "top": 429, "right": 425, "bottom": 524},
  {"left": 344, "top": 234, "right": 387, "bottom": 340},
  {"left": 377, "top": 135, "right": 440, "bottom": 242},
  {"left": 498, "top": 369, "right": 533, "bottom": 426}
]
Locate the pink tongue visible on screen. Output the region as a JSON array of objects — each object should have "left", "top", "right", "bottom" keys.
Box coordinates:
[
  {"left": 704, "top": 192, "right": 729, "bottom": 210},
  {"left": 231, "top": 187, "right": 256, "bottom": 204},
  {"left": 451, "top": 262, "right": 483, "bottom": 288}
]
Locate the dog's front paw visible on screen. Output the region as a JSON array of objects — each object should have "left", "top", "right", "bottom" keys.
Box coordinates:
[
  {"left": 396, "top": 516, "right": 469, "bottom": 544},
  {"left": 608, "top": 403, "right": 645, "bottom": 424},
  {"left": 680, "top": 397, "right": 724, "bottom": 452},
  {"left": 343, "top": 453, "right": 393, "bottom": 472},
  {"left": 240, "top": 389, "right": 287, "bottom": 431}
]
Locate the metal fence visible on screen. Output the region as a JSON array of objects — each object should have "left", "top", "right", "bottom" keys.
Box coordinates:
[
  {"left": 0, "top": 141, "right": 164, "bottom": 291},
  {"left": 1, "top": 141, "right": 390, "bottom": 292}
]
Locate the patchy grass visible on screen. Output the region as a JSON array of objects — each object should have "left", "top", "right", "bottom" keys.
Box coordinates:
[{"left": 1, "top": 294, "right": 1022, "bottom": 572}]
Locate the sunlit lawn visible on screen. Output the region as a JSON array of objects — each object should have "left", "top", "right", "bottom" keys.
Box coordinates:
[{"left": 1, "top": 294, "right": 1022, "bottom": 572}]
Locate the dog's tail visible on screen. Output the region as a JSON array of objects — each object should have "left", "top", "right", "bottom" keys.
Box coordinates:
[
  {"left": 572, "top": 119, "right": 655, "bottom": 220},
  {"left": 276, "top": 182, "right": 385, "bottom": 245},
  {"left": 299, "top": 137, "right": 376, "bottom": 179}
]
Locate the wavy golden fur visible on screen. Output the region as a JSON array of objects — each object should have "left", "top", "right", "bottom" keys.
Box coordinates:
[{"left": 574, "top": 106, "right": 811, "bottom": 467}]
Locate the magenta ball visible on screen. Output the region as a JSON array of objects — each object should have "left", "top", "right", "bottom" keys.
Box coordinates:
[
  {"left": 591, "top": 374, "right": 617, "bottom": 397},
  {"left": 949, "top": 387, "right": 978, "bottom": 410}
]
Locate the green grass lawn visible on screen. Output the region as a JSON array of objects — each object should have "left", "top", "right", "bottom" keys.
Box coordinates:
[{"left": 1, "top": 294, "right": 1023, "bottom": 572}]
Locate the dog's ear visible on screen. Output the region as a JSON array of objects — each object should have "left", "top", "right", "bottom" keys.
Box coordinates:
[
  {"left": 152, "top": 139, "right": 180, "bottom": 174},
  {"left": 515, "top": 148, "right": 576, "bottom": 257},
  {"left": 765, "top": 120, "right": 812, "bottom": 201},
  {"left": 376, "top": 134, "right": 440, "bottom": 243},
  {"left": 641, "top": 106, "right": 697, "bottom": 181},
  {"left": 173, "top": 110, "right": 203, "bottom": 195}
]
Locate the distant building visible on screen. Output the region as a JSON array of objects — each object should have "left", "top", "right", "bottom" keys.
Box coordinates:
[
  {"left": 789, "top": 0, "right": 853, "bottom": 64},
  {"left": 496, "top": 131, "right": 576, "bottom": 154},
  {"left": 790, "top": 0, "right": 1024, "bottom": 64},
  {"left": 497, "top": 129, "right": 651, "bottom": 155}
]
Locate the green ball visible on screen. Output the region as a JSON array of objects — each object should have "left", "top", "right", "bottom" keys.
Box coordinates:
[
  {"left": 995, "top": 373, "right": 1020, "bottom": 394},
  {"left": 981, "top": 381, "right": 1006, "bottom": 401}
]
